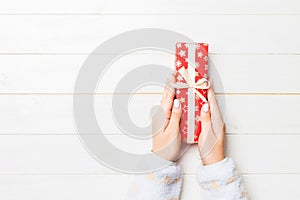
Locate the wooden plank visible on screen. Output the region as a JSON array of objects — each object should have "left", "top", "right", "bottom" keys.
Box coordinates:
[
  {"left": 0, "top": 174, "right": 298, "bottom": 200},
  {"left": 0, "top": 15, "right": 300, "bottom": 54},
  {"left": 0, "top": 0, "right": 300, "bottom": 14},
  {"left": 0, "top": 95, "right": 299, "bottom": 134},
  {"left": 0, "top": 135, "right": 299, "bottom": 174},
  {"left": 0, "top": 54, "right": 299, "bottom": 93}
]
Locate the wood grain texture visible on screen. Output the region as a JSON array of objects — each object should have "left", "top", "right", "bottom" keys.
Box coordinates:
[
  {"left": 0, "top": 135, "right": 299, "bottom": 175},
  {"left": 0, "top": 15, "right": 300, "bottom": 54},
  {"left": 0, "top": 95, "right": 299, "bottom": 134},
  {"left": 0, "top": 54, "right": 299, "bottom": 93},
  {"left": 0, "top": 0, "right": 300, "bottom": 14}
]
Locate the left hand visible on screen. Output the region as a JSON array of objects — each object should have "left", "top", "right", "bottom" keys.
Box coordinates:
[
  {"left": 151, "top": 75, "right": 182, "bottom": 161},
  {"left": 198, "top": 87, "right": 225, "bottom": 165}
]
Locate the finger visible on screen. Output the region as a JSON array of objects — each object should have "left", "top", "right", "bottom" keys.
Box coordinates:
[
  {"left": 207, "top": 87, "right": 224, "bottom": 139},
  {"left": 198, "top": 102, "right": 219, "bottom": 158},
  {"left": 199, "top": 102, "right": 211, "bottom": 135},
  {"left": 207, "top": 87, "right": 223, "bottom": 123},
  {"left": 151, "top": 105, "right": 168, "bottom": 136},
  {"left": 160, "top": 74, "right": 175, "bottom": 119},
  {"left": 161, "top": 73, "right": 175, "bottom": 100},
  {"left": 166, "top": 99, "right": 182, "bottom": 132}
]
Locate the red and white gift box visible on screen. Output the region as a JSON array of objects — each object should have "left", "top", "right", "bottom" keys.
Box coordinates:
[{"left": 172, "top": 42, "right": 210, "bottom": 144}]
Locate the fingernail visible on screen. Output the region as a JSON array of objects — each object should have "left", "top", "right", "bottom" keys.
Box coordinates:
[
  {"left": 202, "top": 103, "right": 209, "bottom": 112},
  {"left": 173, "top": 99, "right": 180, "bottom": 108}
]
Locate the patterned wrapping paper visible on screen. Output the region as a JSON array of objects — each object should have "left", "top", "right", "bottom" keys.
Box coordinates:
[{"left": 173, "top": 42, "right": 209, "bottom": 144}]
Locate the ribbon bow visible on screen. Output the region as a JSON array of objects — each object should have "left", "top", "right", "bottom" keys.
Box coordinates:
[{"left": 171, "top": 67, "right": 210, "bottom": 103}]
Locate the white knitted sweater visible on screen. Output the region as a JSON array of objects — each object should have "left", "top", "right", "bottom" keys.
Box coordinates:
[{"left": 126, "top": 157, "right": 247, "bottom": 200}]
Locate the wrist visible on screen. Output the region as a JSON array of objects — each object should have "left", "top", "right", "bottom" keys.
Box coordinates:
[
  {"left": 201, "top": 146, "right": 225, "bottom": 166},
  {"left": 202, "top": 153, "right": 225, "bottom": 166}
]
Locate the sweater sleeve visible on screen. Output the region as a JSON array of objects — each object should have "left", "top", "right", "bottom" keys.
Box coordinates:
[
  {"left": 125, "top": 163, "right": 183, "bottom": 200},
  {"left": 196, "top": 157, "right": 248, "bottom": 200}
]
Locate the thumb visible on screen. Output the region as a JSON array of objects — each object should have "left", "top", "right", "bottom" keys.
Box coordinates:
[
  {"left": 198, "top": 102, "right": 217, "bottom": 158},
  {"left": 167, "top": 99, "right": 182, "bottom": 130},
  {"left": 200, "top": 102, "right": 211, "bottom": 134}
]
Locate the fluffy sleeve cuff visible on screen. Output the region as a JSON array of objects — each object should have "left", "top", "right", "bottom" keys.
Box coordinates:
[
  {"left": 196, "top": 157, "right": 248, "bottom": 199},
  {"left": 126, "top": 163, "right": 183, "bottom": 200}
]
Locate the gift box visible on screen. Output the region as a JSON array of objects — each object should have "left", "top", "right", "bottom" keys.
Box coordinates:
[{"left": 172, "top": 42, "right": 210, "bottom": 144}]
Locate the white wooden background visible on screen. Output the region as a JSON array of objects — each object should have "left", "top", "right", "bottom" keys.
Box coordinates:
[{"left": 0, "top": 0, "right": 300, "bottom": 199}]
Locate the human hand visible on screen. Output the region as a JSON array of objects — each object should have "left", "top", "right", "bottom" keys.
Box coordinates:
[
  {"left": 151, "top": 76, "right": 182, "bottom": 162},
  {"left": 198, "top": 87, "right": 226, "bottom": 165}
]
